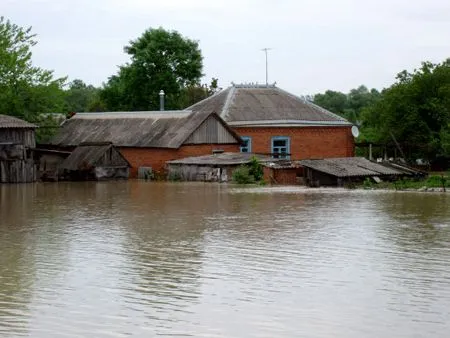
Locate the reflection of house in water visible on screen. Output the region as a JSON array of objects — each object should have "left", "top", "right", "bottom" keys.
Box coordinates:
[{"left": 0, "top": 115, "right": 37, "bottom": 183}]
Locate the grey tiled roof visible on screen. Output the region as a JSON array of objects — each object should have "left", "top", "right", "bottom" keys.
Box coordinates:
[
  {"left": 299, "top": 157, "right": 404, "bottom": 178},
  {"left": 186, "top": 85, "right": 351, "bottom": 126},
  {"left": 49, "top": 109, "right": 239, "bottom": 148},
  {"left": 167, "top": 152, "right": 274, "bottom": 166},
  {"left": 0, "top": 115, "right": 37, "bottom": 129}
]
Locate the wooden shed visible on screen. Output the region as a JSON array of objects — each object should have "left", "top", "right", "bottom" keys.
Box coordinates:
[
  {"left": 299, "top": 157, "right": 416, "bottom": 187},
  {"left": 166, "top": 152, "right": 274, "bottom": 182},
  {"left": 60, "top": 142, "right": 130, "bottom": 181},
  {"left": 0, "top": 115, "right": 37, "bottom": 183}
]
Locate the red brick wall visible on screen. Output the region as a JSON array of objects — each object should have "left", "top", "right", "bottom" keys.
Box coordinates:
[
  {"left": 233, "top": 126, "right": 354, "bottom": 160},
  {"left": 120, "top": 144, "right": 239, "bottom": 178}
]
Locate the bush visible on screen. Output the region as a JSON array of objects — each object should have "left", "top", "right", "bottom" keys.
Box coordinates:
[
  {"left": 248, "top": 156, "right": 263, "bottom": 182},
  {"left": 232, "top": 165, "right": 255, "bottom": 184}
]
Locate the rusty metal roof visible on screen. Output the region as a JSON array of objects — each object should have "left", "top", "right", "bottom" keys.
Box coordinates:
[
  {"left": 186, "top": 85, "right": 351, "bottom": 127},
  {"left": 0, "top": 115, "right": 37, "bottom": 129},
  {"left": 299, "top": 157, "right": 404, "bottom": 178}
]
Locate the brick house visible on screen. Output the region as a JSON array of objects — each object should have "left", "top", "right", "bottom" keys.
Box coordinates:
[
  {"left": 187, "top": 84, "right": 354, "bottom": 160},
  {"left": 48, "top": 110, "right": 241, "bottom": 177}
]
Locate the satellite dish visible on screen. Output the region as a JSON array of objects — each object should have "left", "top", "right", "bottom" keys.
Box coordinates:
[{"left": 351, "top": 125, "right": 360, "bottom": 138}]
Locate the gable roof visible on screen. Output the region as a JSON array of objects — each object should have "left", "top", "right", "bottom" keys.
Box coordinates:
[
  {"left": 186, "top": 84, "right": 351, "bottom": 127},
  {"left": 49, "top": 109, "right": 241, "bottom": 149},
  {"left": 61, "top": 143, "right": 130, "bottom": 171},
  {"left": 0, "top": 114, "right": 37, "bottom": 129}
]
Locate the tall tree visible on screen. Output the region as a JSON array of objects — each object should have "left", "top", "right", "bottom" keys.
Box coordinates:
[
  {"left": 101, "top": 27, "right": 203, "bottom": 111},
  {"left": 362, "top": 59, "right": 450, "bottom": 159},
  {"left": 0, "top": 16, "right": 66, "bottom": 121},
  {"left": 64, "top": 79, "right": 104, "bottom": 112}
]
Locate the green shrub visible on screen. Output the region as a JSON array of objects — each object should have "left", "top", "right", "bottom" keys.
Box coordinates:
[
  {"left": 248, "top": 156, "right": 263, "bottom": 182},
  {"left": 232, "top": 165, "right": 255, "bottom": 184}
]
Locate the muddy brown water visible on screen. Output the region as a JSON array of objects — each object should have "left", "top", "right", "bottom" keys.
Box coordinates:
[{"left": 1, "top": 182, "right": 449, "bottom": 337}]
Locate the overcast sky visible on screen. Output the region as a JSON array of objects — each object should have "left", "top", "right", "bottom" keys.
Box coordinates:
[{"left": 2, "top": 0, "right": 449, "bottom": 95}]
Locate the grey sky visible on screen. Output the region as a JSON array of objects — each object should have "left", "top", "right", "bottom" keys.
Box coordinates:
[{"left": 2, "top": 0, "right": 449, "bottom": 95}]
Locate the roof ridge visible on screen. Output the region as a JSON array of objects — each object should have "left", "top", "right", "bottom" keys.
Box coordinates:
[{"left": 220, "top": 86, "right": 236, "bottom": 120}]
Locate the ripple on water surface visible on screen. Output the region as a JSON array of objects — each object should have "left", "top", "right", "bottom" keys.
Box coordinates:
[{"left": 0, "top": 182, "right": 449, "bottom": 337}]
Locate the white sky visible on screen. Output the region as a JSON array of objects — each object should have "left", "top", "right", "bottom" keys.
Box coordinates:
[{"left": 2, "top": 0, "right": 449, "bottom": 95}]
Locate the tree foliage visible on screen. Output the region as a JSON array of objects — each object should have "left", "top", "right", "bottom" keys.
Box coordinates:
[
  {"left": 100, "top": 27, "right": 203, "bottom": 111},
  {"left": 64, "top": 79, "right": 105, "bottom": 112},
  {"left": 362, "top": 60, "right": 450, "bottom": 159},
  {"left": 0, "top": 16, "right": 66, "bottom": 121}
]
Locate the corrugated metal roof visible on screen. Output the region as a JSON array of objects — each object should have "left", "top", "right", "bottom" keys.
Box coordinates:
[
  {"left": 0, "top": 115, "right": 37, "bottom": 129},
  {"left": 167, "top": 152, "right": 274, "bottom": 166},
  {"left": 49, "top": 109, "right": 240, "bottom": 148},
  {"left": 186, "top": 85, "right": 352, "bottom": 126},
  {"left": 299, "top": 157, "right": 404, "bottom": 178}
]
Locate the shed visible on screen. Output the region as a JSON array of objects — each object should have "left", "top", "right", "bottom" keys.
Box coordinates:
[
  {"left": 263, "top": 161, "right": 303, "bottom": 185},
  {"left": 0, "top": 115, "right": 37, "bottom": 183},
  {"left": 61, "top": 142, "right": 130, "bottom": 180},
  {"left": 167, "top": 152, "right": 274, "bottom": 182},
  {"left": 299, "top": 157, "right": 409, "bottom": 187}
]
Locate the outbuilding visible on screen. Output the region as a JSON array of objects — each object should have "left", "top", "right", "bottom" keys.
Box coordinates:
[
  {"left": 60, "top": 142, "right": 130, "bottom": 180},
  {"left": 0, "top": 114, "right": 37, "bottom": 183}
]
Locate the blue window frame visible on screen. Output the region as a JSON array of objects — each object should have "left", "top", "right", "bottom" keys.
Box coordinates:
[
  {"left": 240, "top": 136, "right": 252, "bottom": 153},
  {"left": 271, "top": 136, "right": 290, "bottom": 159}
]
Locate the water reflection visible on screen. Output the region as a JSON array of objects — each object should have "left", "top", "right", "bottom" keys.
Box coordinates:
[{"left": 0, "top": 183, "right": 449, "bottom": 337}]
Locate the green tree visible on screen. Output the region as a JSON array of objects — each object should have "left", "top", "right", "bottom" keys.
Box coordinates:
[
  {"left": 0, "top": 16, "right": 66, "bottom": 121},
  {"left": 101, "top": 27, "right": 203, "bottom": 111},
  {"left": 64, "top": 79, "right": 104, "bottom": 112},
  {"left": 362, "top": 59, "right": 450, "bottom": 159}
]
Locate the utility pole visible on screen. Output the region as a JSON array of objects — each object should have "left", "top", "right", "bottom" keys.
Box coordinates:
[{"left": 261, "top": 48, "right": 272, "bottom": 86}]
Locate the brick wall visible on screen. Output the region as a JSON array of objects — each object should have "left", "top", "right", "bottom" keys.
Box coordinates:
[
  {"left": 120, "top": 144, "right": 239, "bottom": 178},
  {"left": 233, "top": 126, "right": 354, "bottom": 160}
]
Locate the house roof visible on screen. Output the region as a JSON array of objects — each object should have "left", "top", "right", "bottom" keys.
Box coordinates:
[
  {"left": 167, "top": 152, "right": 275, "bottom": 166},
  {"left": 61, "top": 143, "right": 130, "bottom": 171},
  {"left": 49, "top": 109, "right": 241, "bottom": 148},
  {"left": 186, "top": 84, "right": 352, "bottom": 127},
  {"left": 0, "top": 114, "right": 37, "bottom": 129},
  {"left": 298, "top": 157, "right": 405, "bottom": 178}
]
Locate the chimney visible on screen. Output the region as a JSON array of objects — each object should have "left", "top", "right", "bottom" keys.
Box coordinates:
[{"left": 159, "top": 90, "right": 165, "bottom": 111}]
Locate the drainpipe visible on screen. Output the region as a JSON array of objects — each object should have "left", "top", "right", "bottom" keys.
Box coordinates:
[{"left": 159, "top": 90, "right": 165, "bottom": 111}]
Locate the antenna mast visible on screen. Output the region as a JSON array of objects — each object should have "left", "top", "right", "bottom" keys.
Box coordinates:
[{"left": 261, "top": 48, "right": 272, "bottom": 86}]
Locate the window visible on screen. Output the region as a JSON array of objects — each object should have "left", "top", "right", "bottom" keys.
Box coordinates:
[
  {"left": 271, "top": 136, "right": 290, "bottom": 159},
  {"left": 240, "top": 136, "right": 252, "bottom": 153}
]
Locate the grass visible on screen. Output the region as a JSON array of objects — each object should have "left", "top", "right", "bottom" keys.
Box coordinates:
[{"left": 362, "top": 173, "right": 449, "bottom": 191}]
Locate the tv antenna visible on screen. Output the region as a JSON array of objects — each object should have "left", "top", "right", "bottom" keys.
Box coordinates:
[{"left": 261, "top": 48, "right": 272, "bottom": 86}]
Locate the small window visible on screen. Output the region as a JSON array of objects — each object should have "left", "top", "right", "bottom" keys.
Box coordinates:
[
  {"left": 271, "top": 136, "right": 290, "bottom": 159},
  {"left": 240, "top": 136, "right": 252, "bottom": 153}
]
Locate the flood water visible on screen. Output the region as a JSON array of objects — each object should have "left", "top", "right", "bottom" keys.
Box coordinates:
[{"left": 0, "top": 182, "right": 449, "bottom": 338}]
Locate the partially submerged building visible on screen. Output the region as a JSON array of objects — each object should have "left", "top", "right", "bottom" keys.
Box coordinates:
[
  {"left": 0, "top": 115, "right": 37, "bottom": 183},
  {"left": 48, "top": 110, "right": 242, "bottom": 178},
  {"left": 60, "top": 142, "right": 130, "bottom": 180},
  {"left": 187, "top": 84, "right": 355, "bottom": 160},
  {"left": 299, "top": 157, "right": 418, "bottom": 187},
  {"left": 167, "top": 152, "right": 273, "bottom": 182}
]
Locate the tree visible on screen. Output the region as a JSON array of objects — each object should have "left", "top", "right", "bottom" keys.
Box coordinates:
[
  {"left": 101, "top": 27, "right": 203, "bottom": 111},
  {"left": 64, "top": 79, "right": 104, "bottom": 112},
  {"left": 362, "top": 59, "right": 450, "bottom": 159},
  {"left": 0, "top": 16, "right": 66, "bottom": 121}
]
